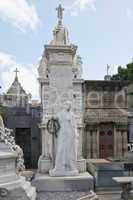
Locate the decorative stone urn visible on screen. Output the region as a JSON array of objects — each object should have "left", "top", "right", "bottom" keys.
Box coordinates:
[{"left": 0, "top": 143, "right": 36, "bottom": 200}]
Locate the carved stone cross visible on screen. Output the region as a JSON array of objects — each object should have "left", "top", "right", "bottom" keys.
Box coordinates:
[
  {"left": 56, "top": 4, "right": 64, "bottom": 21},
  {"left": 14, "top": 68, "right": 19, "bottom": 78},
  {"left": 107, "top": 64, "right": 110, "bottom": 76}
]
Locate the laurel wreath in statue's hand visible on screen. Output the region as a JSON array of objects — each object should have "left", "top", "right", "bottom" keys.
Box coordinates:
[{"left": 47, "top": 117, "right": 60, "bottom": 138}]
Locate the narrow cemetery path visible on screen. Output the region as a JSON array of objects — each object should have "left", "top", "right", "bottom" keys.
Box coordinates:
[
  {"left": 37, "top": 191, "right": 122, "bottom": 200},
  {"left": 98, "top": 191, "right": 121, "bottom": 200},
  {"left": 37, "top": 192, "right": 92, "bottom": 200}
]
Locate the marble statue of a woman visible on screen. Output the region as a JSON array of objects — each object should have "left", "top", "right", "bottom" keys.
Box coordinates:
[{"left": 49, "top": 101, "right": 79, "bottom": 177}]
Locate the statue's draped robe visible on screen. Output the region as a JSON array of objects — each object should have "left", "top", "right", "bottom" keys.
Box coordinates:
[{"left": 54, "top": 109, "right": 78, "bottom": 172}]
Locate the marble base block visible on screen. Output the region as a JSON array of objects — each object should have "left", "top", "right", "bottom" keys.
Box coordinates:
[{"left": 33, "top": 172, "right": 94, "bottom": 192}]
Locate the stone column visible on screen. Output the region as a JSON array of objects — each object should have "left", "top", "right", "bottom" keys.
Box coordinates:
[
  {"left": 86, "top": 130, "right": 91, "bottom": 159},
  {"left": 77, "top": 125, "right": 87, "bottom": 172},
  {"left": 129, "top": 120, "right": 133, "bottom": 143},
  {"left": 96, "top": 129, "right": 100, "bottom": 158},
  {"left": 41, "top": 125, "right": 52, "bottom": 158},
  {"left": 92, "top": 130, "right": 98, "bottom": 158},
  {"left": 117, "top": 131, "right": 123, "bottom": 159},
  {"left": 114, "top": 127, "right": 117, "bottom": 158},
  {"left": 73, "top": 80, "right": 86, "bottom": 172},
  {"left": 77, "top": 126, "right": 83, "bottom": 159},
  {"left": 38, "top": 125, "right": 52, "bottom": 173},
  {"left": 123, "top": 131, "right": 128, "bottom": 158}
]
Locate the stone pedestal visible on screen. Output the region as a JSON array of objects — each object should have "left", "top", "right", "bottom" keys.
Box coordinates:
[
  {"left": 38, "top": 158, "right": 86, "bottom": 174},
  {"left": 38, "top": 157, "right": 52, "bottom": 173},
  {"left": 33, "top": 172, "right": 93, "bottom": 192},
  {"left": 87, "top": 159, "right": 124, "bottom": 191},
  {"left": 0, "top": 143, "right": 36, "bottom": 200}
]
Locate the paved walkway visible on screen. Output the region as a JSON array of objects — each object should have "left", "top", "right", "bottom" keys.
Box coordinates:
[
  {"left": 37, "top": 191, "right": 122, "bottom": 200},
  {"left": 37, "top": 192, "right": 91, "bottom": 200},
  {"left": 98, "top": 192, "right": 121, "bottom": 200}
]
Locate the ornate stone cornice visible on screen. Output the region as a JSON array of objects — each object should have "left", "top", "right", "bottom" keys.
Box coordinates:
[
  {"left": 45, "top": 44, "right": 77, "bottom": 56},
  {"left": 38, "top": 78, "right": 50, "bottom": 84},
  {"left": 73, "top": 79, "right": 84, "bottom": 84},
  {"left": 115, "top": 122, "right": 128, "bottom": 131}
]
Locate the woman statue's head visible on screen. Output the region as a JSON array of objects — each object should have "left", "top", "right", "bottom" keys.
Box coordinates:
[{"left": 64, "top": 101, "right": 71, "bottom": 112}]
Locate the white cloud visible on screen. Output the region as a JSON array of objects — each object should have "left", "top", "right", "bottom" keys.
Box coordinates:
[
  {"left": 66, "top": 0, "right": 96, "bottom": 16},
  {"left": 0, "top": 0, "right": 40, "bottom": 32},
  {"left": 126, "top": 8, "right": 133, "bottom": 19},
  {"left": 110, "top": 65, "right": 119, "bottom": 75},
  {"left": 0, "top": 52, "right": 39, "bottom": 99},
  {"left": 109, "top": 64, "right": 127, "bottom": 76}
]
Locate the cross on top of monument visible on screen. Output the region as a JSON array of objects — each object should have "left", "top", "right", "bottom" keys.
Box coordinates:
[
  {"left": 56, "top": 4, "right": 64, "bottom": 25},
  {"left": 107, "top": 64, "right": 110, "bottom": 76},
  {"left": 14, "top": 68, "right": 19, "bottom": 81}
]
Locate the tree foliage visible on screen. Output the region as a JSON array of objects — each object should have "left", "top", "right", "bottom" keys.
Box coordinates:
[
  {"left": 111, "top": 62, "right": 133, "bottom": 80},
  {"left": 0, "top": 106, "right": 7, "bottom": 119}
]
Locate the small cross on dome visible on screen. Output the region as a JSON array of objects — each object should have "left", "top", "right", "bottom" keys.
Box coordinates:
[{"left": 14, "top": 68, "right": 19, "bottom": 80}]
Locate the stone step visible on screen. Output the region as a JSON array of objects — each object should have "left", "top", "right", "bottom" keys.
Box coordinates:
[
  {"left": 33, "top": 172, "right": 94, "bottom": 192},
  {"left": 96, "top": 187, "right": 121, "bottom": 193}
]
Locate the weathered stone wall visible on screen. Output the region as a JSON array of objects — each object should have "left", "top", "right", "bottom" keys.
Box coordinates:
[{"left": 4, "top": 106, "right": 41, "bottom": 169}]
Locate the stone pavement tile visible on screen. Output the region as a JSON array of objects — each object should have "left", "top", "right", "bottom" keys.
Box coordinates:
[
  {"left": 37, "top": 191, "right": 91, "bottom": 200},
  {"left": 98, "top": 193, "right": 121, "bottom": 200}
]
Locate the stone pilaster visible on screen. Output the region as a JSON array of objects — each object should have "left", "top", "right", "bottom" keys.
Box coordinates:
[
  {"left": 123, "top": 131, "right": 128, "bottom": 158},
  {"left": 73, "top": 79, "right": 86, "bottom": 172},
  {"left": 116, "top": 131, "right": 123, "bottom": 159},
  {"left": 115, "top": 122, "right": 128, "bottom": 160},
  {"left": 86, "top": 125, "right": 99, "bottom": 159},
  {"left": 77, "top": 126, "right": 83, "bottom": 159},
  {"left": 129, "top": 120, "right": 133, "bottom": 143},
  {"left": 92, "top": 130, "right": 97, "bottom": 158},
  {"left": 96, "top": 129, "right": 99, "bottom": 158},
  {"left": 38, "top": 124, "right": 52, "bottom": 173},
  {"left": 86, "top": 130, "right": 91, "bottom": 159},
  {"left": 114, "top": 127, "right": 117, "bottom": 158}
]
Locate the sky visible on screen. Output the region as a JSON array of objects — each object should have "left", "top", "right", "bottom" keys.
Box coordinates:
[{"left": 0, "top": 0, "right": 133, "bottom": 99}]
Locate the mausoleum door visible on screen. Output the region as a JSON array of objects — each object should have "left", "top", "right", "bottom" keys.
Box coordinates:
[
  {"left": 99, "top": 124, "right": 114, "bottom": 158},
  {"left": 15, "top": 128, "right": 32, "bottom": 169}
]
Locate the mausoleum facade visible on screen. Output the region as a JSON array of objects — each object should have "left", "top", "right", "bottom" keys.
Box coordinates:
[{"left": 84, "top": 80, "right": 130, "bottom": 159}]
